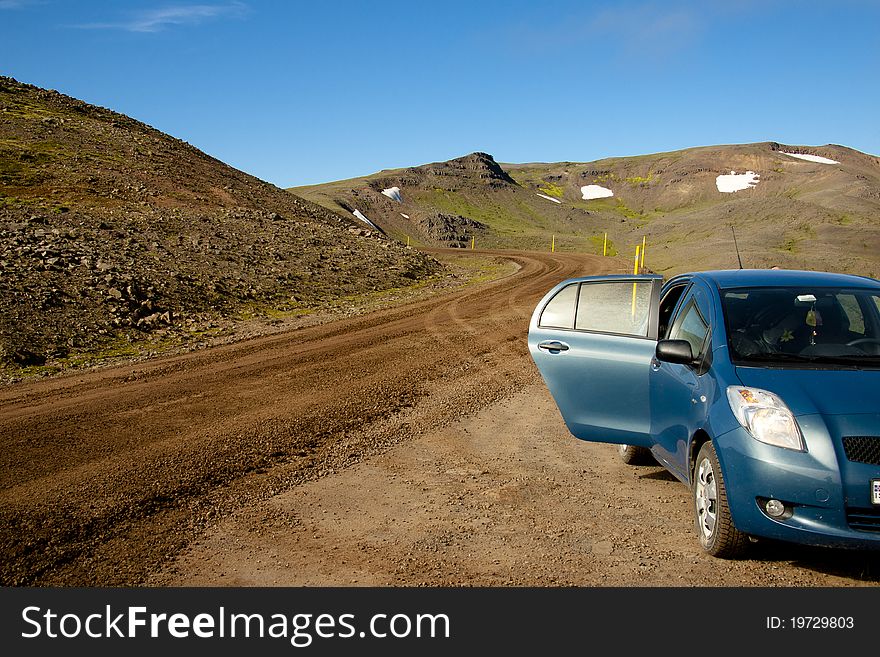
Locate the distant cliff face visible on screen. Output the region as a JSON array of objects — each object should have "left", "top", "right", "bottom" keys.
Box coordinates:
[{"left": 408, "top": 152, "right": 518, "bottom": 187}]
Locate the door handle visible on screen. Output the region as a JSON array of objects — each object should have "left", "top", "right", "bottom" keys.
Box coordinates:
[{"left": 537, "top": 340, "right": 570, "bottom": 352}]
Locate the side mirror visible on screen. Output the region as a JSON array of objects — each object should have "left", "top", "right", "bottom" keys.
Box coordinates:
[{"left": 655, "top": 339, "right": 695, "bottom": 365}]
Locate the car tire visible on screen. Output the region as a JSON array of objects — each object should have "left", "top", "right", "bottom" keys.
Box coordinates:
[
  {"left": 693, "top": 441, "right": 748, "bottom": 558},
  {"left": 617, "top": 444, "right": 653, "bottom": 465}
]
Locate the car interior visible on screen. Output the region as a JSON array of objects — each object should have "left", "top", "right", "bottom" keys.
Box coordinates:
[{"left": 724, "top": 289, "right": 880, "bottom": 359}]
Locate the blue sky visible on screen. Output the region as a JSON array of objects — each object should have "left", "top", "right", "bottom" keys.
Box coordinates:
[{"left": 2, "top": 1, "right": 878, "bottom": 187}]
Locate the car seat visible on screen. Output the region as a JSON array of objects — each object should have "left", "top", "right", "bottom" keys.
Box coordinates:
[{"left": 761, "top": 303, "right": 810, "bottom": 353}]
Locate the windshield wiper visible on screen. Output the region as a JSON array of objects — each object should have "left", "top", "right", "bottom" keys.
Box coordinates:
[
  {"left": 811, "top": 354, "right": 880, "bottom": 363},
  {"left": 735, "top": 352, "right": 817, "bottom": 362},
  {"left": 734, "top": 352, "right": 879, "bottom": 368}
]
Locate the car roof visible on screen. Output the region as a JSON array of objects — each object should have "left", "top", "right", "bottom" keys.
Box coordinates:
[{"left": 678, "top": 269, "right": 880, "bottom": 290}]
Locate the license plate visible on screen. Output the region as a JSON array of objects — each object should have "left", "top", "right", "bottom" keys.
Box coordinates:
[{"left": 873, "top": 480, "right": 880, "bottom": 506}]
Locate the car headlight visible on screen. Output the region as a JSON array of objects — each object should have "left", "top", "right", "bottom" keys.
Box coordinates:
[{"left": 726, "top": 386, "right": 805, "bottom": 451}]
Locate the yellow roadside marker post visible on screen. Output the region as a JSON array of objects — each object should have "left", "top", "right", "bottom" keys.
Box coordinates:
[
  {"left": 406, "top": 235, "right": 410, "bottom": 247},
  {"left": 551, "top": 235, "right": 555, "bottom": 253},
  {"left": 631, "top": 245, "right": 640, "bottom": 319},
  {"left": 641, "top": 236, "right": 646, "bottom": 270},
  {"left": 471, "top": 236, "right": 475, "bottom": 250},
  {"left": 603, "top": 233, "right": 607, "bottom": 257}
]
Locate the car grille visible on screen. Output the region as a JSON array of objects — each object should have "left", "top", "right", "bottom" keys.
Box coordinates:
[
  {"left": 842, "top": 436, "right": 880, "bottom": 466},
  {"left": 846, "top": 508, "right": 880, "bottom": 533}
]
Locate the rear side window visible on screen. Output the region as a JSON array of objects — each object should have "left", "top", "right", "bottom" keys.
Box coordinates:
[
  {"left": 539, "top": 283, "right": 578, "bottom": 329},
  {"left": 539, "top": 280, "right": 654, "bottom": 337},
  {"left": 576, "top": 281, "right": 653, "bottom": 336}
]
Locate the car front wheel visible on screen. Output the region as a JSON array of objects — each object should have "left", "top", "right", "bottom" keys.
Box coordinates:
[{"left": 693, "top": 442, "right": 748, "bottom": 558}]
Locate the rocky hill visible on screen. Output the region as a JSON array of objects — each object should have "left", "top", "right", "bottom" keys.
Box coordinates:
[
  {"left": 293, "top": 144, "right": 880, "bottom": 277},
  {"left": 0, "top": 77, "right": 440, "bottom": 375}
]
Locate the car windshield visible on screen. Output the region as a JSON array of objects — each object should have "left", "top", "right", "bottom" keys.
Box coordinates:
[{"left": 721, "top": 286, "right": 880, "bottom": 367}]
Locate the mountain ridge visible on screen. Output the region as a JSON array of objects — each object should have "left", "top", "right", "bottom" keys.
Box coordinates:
[{"left": 292, "top": 142, "right": 880, "bottom": 276}]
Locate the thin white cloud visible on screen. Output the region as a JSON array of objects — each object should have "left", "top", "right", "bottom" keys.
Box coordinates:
[
  {"left": 0, "top": 0, "right": 38, "bottom": 9},
  {"left": 503, "top": 2, "right": 702, "bottom": 58},
  {"left": 74, "top": 1, "right": 247, "bottom": 33},
  {"left": 589, "top": 5, "right": 700, "bottom": 48}
]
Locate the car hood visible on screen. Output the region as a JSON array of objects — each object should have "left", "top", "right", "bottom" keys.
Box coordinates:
[{"left": 734, "top": 366, "right": 880, "bottom": 417}]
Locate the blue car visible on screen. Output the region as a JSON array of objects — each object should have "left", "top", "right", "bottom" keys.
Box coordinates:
[{"left": 528, "top": 269, "right": 880, "bottom": 557}]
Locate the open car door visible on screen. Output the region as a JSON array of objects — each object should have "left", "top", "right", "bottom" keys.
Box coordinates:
[{"left": 528, "top": 275, "right": 662, "bottom": 447}]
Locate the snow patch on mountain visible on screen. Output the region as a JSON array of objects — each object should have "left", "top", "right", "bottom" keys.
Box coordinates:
[
  {"left": 716, "top": 171, "right": 760, "bottom": 193},
  {"left": 381, "top": 187, "right": 402, "bottom": 202},
  {"left": 581, "top": 184, "right": 614, "bottom": 200},
  {"left": 353, "top": 209, "right": 378, "bottom": 229},
  {"left": 781, "top": 152, "right": 839, "bottom": 165}
]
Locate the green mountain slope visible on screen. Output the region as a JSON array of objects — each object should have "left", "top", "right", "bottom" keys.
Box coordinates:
[{"left": 292, "top": 144, "right": 880, "bottom": 277}]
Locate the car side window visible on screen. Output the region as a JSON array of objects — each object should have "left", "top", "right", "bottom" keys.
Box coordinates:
[
  {"left": 658, "top": 283, "right": 688, "bottom": 339},
  {"left": 575, "top": 281, "right": 653, "bottom": 336},
  {"left": 538, "top": 281, "right": 654, "bottom": 337},
  {"left": 539, "top": 283, "right": 578, "bottom": 329},
  {"left": 668, "top": 298, "right": 710, "bottom": 358},
  {"left": 838, "top": 293, "right": 866, "bottom": 336}
]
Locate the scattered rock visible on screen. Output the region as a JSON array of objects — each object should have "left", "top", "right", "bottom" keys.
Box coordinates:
[
  {"left": 10, "top": 349, "right": 46, "bottom": 367},
  {"left": 0, "top": 75, "right": 441, "bottom": 374},
  {"left": 418, "top": 213, "right": 487, "bottom": 247}
]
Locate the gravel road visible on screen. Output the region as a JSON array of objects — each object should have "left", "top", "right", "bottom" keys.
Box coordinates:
[
  {"left": 2, "top": 250, "right": 878, "bottom": 586},
  {"left": 155, "top": 384, "right": 880, "bottom": 587}
]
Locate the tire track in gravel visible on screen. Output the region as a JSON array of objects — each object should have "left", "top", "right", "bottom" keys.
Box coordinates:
[{"left": 0, "top": 249, "right": 604, "bottom": 585}]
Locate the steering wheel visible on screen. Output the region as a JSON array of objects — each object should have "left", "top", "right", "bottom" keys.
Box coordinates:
[
  {"left": 846, "top": 338, "right": 880, "bottom": 347},
  {"left": 730, "top": 331, "right": 771, "bottom": 356}
]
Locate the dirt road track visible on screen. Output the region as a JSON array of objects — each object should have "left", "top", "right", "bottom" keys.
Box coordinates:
[
  {"left": 0, "top": 250, "right": 608, "bottom": 585},
  {"left": 156, "top": 385, "right": 879, "bottom": 586},
  {"left": 2, "top": 250, "right": 878, "bottom": 586}
]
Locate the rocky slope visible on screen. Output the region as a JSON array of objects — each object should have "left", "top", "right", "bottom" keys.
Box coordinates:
[
  {"left": 294, "top": 152, "right": 537, "bottom": 249},
  {"left": 0, "top": 77, "right": 440, "bottom": 375},
  {"left": 293, "top": 144, "right": 880, "bottom": 277}
]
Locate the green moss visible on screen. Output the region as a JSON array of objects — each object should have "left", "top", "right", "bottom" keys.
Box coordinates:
[
  {"left": 537, "top": 182, "right": 564, "bottom": 198},
  {"left": 0, "top": 138, "right": 81, "bottom": 187},
  {"left": 61, "top": 339, "right": 140, "bottom": 367},
  {"left": 592, "top": 172, "right": 618, "bottom": 184},
  {"left": 778, "top": 237, "right": 800, "bottom": 253},
  {"left": 588, "top": 234, "right": 618, "bottom": 256},
  {"left": 1, "top": 103, "right": 54, "bottom": 122},
  {"left": 577, "top": 196, "right": 644, "bottom": 220},
  {"left": 411, "top": 188, "right": 524, "bottom": 234},
  {"left": 0, "top": 193, "right": 37, "bottom": 208},
  {"left": 0, "top": 337, "right": 151, "bottom": 379},
  {"left": 798, "top": 222, "right": 816, "bottom": 238},
  {"left": 2, "top": 363, "right": 62, "bottom": 378},
  {"left": 0, "top": 153, "right": 44, "bottom": 186},
  {"left": 387, "top": 229, "right": 423, "bottom": 248},
  {"left": 625, "top": 173, "right": 655, "bottom": 185},
  {"left": 506, "top": 166, "right": 555, "bottom": 188}
]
